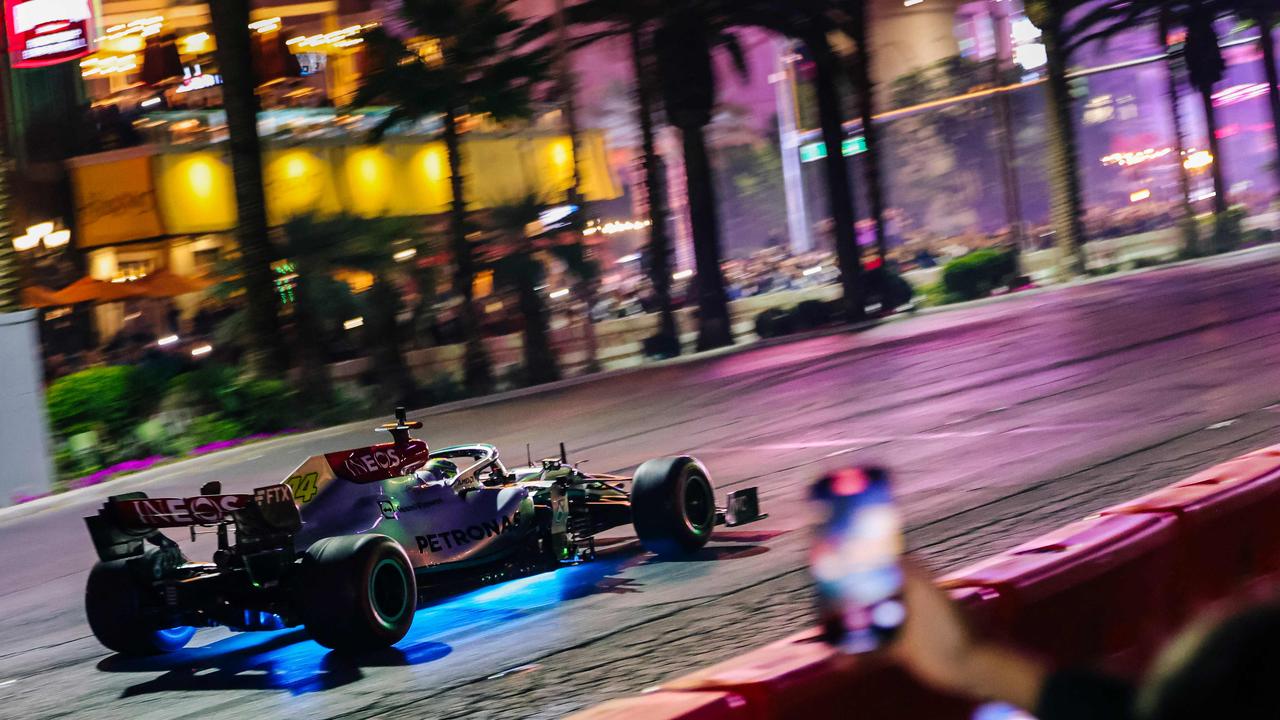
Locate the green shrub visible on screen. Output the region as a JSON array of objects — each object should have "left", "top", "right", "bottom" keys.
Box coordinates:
[
  {"left": 164, "top": 365, "right": 239, "bottom": 415},
  {"left": 164, "top": 367, "right": 295, "bottom": 434},
  {"left": 1243, "top": 228, "right": 1272, "bottom": 247},
  {"left": 1131, "top": 256, "right": 1167, "bottom": 270},
  {"left": 1177, "top": 217, "right": 1203, "bottom": 258},
  {"left": 1199, "top": 206, "right": 1248, "bottom": 254},
  {"left": 865, "top": 266, "right": 915, "bottom": 312},
  {"left": 132, "top": 418, "right": 177, "bottom": 456},
  {"left": 46, "top": 366, "right": 145, "bottom": 439},
  {"left": 59, "top": 431, "right": 104, "bottom": 477},
  {"left": 792, "top": 299, "right": 831, "bottom": 330},
  {"left": 226, "top": 379, "right": 295, "bottom": 433},
  {"left": 173, "top": 414, "right": 247, "bottom": 455},
  {"left": 422, "top": 372, "right": 467, "bottom": 406},
  {"left": 754, "top": 308, "right": 794, "bottom": 339},
  {"left": 916, "top": 281, "right": 952, "bottom": 308},
  {"left": 309, "top": 387, "right": 376, "bottom": 427},
  {"left": 941, "top": 249, "right": 1017, "bottom": 301}
]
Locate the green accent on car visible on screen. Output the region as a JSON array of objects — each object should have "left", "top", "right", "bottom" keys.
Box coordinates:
[{"left": 369, "top": 558, "right": 409, "bottom": 625}]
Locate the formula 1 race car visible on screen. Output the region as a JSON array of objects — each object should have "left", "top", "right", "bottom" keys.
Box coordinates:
[{"left": 83, "top": 409, "right": 764, "bottom": 655}]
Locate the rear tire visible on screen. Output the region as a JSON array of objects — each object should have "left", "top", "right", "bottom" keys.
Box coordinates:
[
  {"left": 298, "top": 534, "right": 416, "bottom": 652},
  {"left": 631, "top": 457, "right": 716, "bottom": 557},
  {"left": 85, "top": 557, "right": 196, "bottom": 655}
]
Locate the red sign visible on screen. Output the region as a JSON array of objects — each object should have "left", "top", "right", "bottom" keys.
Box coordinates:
[
  {"left": 325, "top": 439, "right": 431, "bottom": 483},
  {"left": 113, "top": 494, "right": 253, "bottom": 528},
  {"left": 5, "top": 0, "right": 95, "bottom": 69}
]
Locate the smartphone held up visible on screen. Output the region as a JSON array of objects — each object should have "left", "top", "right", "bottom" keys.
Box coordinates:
[{"left": 810, "top": 466, "right": 907, "bottom": 654}]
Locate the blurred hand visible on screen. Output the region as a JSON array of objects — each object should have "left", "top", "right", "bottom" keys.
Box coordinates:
[
  {"left": 890, "top": 559, "right": 979, "bottom": 694},
  {"left": 890, "top": 559, "right": 1049, "bottom": 710}
]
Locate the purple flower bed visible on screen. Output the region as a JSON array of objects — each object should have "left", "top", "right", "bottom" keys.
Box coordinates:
[
  {"left": 11, "top": 492, "right": 50, "bottom": 505},
  {"left": 34, "top": 429, "right": 303, "bottom": 500},
  {"left": 188, "top": 430, "right": 297, "bottom": 457},
  {"left": 188, "top": 440, "right": 241, "bottom": 456},
  {"left": 68, "top": 456, "right": 168, "bottom": 490}
]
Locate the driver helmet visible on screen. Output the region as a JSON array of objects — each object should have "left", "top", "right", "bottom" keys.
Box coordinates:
[{"left": 415, "top": 457, "right": 459, "bottom": 484}]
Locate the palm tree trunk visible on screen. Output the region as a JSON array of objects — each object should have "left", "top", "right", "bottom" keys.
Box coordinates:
[
  {"left": 630, "top": 23, "right": 680, "bottom": 356},
  {"left": 575, "top": 281, "right": 601, "bottom": 371},
  {"left": 1254, "top": 10, "right": 1280, "bottom": 201},
  {"left": 209, "top": 0, "right": 287, "bottom": 376},
  {"left": 1197, "top": 82, "right": 1229, "bottom": 218},
  {"left": 368, "top": 277, "right": 416, "bottom": 406},
  {"left": 553, "top": 0, "right": 583, "bottom": 204},
  {"left": 517, "top": 276, "right": 560, "bottom": 385},
  {"left": 443, "top": 109, "right": 493, "bottom": 394},
  {"left": 812, "top": 39, "right": 864, "bottom": 321},
  {"left": 847, "top": 8, "right": 889, "bottom": 265},
  {"left": 0, "top": 147, "right": 16, "bottom": 313},
  {"left": 291, "top": 258, "right": 333, "bottom": 403},
  {"left": 1160, "top": 10, "right": 1200, "bottom": 256},
  {"left": 679, "top": 125, "right": 733, "bottom": 351},
  {"left": 1041, "top": 26, "right": 1089, "bottom": 277}
]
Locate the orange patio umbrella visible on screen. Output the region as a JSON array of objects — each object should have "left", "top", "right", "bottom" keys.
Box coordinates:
[
  {"left": 134, "top": 269, "right": 214, "bottom": 298},
  {"left": 21, "top": 285, "right": 65, "bottom": 308},
  {"left": 52, "top": 276, "right": 148, "bottom": 305}
]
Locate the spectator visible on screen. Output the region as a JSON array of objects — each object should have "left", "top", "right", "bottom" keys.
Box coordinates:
[{"left": 892, "top": 561, "right": 1280, "bottom": 720}]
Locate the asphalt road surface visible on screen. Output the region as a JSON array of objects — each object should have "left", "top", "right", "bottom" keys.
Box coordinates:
[{"left": 5, "top": 248, "right": 1280, "bottom": 719}]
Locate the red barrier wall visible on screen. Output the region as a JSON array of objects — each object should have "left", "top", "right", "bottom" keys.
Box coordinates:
[
  {"left": 1103, "top": 448, "right": 1280, "bottom": 613},
  {"left": 569, "top": 691, "right": 753, "bottom": 720},
  {"left": 942, "top": 513, "right": 1179, "bottom": 675}
]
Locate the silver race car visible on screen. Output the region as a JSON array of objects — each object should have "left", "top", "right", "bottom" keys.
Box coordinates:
[{"left": 83, "top": 409, "right": 764, "bottom": 654}]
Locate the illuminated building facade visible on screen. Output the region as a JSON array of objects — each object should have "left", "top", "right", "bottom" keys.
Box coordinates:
[{"left": 18, "top": 0, "right": 625, "bottom": 337}]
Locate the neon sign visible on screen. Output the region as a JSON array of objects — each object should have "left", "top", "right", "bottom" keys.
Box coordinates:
[{"left": 5, "top": 0, "right": 95, "bottom": 68}]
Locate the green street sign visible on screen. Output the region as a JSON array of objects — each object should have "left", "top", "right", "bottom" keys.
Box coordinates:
[
  {"left": 799, "top": 142, "right": 827, "bottom": 162},
  {"left": 842, "top": 136, "right": 867, "bottom": 156},
  {"left": 799, "top": 137, "right": 866, "bottom": 163}
]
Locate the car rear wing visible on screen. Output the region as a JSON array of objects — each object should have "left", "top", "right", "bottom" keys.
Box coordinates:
[{"left": 85, "top": 483, "right": 302, "bottom": 562}]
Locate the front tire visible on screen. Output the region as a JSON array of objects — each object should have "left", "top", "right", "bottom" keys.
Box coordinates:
[
  {"left": 85, "top": 557, "right": 196, "bottom": 655},
  {"left": 298, "top": 534, "right": 416, "bottom": 652},
  {"left": 631, "top": 457, "right": 716, "bottom": 557}
]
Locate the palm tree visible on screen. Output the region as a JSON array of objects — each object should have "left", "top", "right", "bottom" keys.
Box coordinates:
[
  {"left": 484, "top": 196, "right": 599, "bottom": 385},
  {"left": 1025, "top": 0, "right": 1090, "bottom": 277},
  {"left": 282, "top": 215, "right": 419, "bottom": 406},
  {"left": 726, "top": 0, "right": 871, "bottom": 320},
  {"left": 654, "top": 8, "right": 745, "bottom": 350},
  {"left": 1234, "top": 0, "right": 1280, "bottom": 199},
  {"left": 845, "top": 1, "right": 890, "bottom": 267},
  {"left": 356, "top": 0, "right": 550, "bottom": 395},
  {"left": 484, "top": 198, "right": 561, "bottom": 386},
  {"left": 631, "top": 22, "right": 681, "bottom": 357},
  {"left": 806, "top": 32, "right": 865, "bottom": 320},
  {"left": 521, "top": 3, "right": 683, "bottom": 356},
  {"left": 0, "top": 146, "right": 17, "bottom": 313},
  {"left": 1159, "top": 7, "right": 1203, "bottom": 256},
  {"left": 1182, "top": 0, "right": 1230, "bottom": 229},
  {"left": 208, "top": 0, "right": 288, "bottom": 375}
]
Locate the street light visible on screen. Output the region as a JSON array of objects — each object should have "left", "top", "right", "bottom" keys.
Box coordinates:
[
  {"left": 12, "top": 221, "right": 71, "bottom": 251},
  {"left": 12, "top": 234, "right": 40, "bottom": 252}
]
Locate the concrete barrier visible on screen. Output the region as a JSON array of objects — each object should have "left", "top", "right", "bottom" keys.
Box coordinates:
[{"left": 0, "top": 311, "right": 55, "bottom": 505}]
